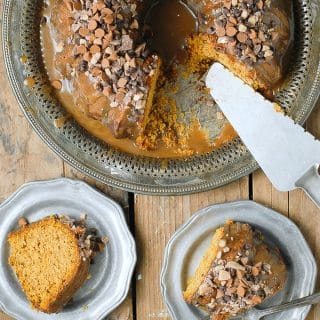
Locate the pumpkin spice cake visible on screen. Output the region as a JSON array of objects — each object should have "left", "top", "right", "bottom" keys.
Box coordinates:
[
  {"left": 183, "top": 220, "right": 287, "bottom": 320},
  {"left": 41, "top": 0, "right": 293, "bottom": 157},
  {"left": 7, "top": 215, "right": 107, "bottom": 313}
]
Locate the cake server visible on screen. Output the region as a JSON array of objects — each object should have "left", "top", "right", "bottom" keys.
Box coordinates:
[
  {"left": 206, "top": 63, "right": 320, "bottom": 208},
  {"left": 201, "top": 291, "right": 320, "bottom": 320}
]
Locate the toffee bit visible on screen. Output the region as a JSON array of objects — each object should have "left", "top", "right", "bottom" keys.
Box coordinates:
[
  {"left": 40, "top": 16, "right": 47, "bottom": 25},
  {"left": 18, "top": 217, "right": 29, "bottom": 227},
  {"left": 78, "top": 60, "right": 88, "bottom": 72},
  {"left": 52, "top": 80, "right": 62, "bottom": 90}
]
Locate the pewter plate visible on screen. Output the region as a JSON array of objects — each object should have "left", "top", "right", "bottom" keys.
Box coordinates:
[
  {"left": 160, "top": 201, "right": 317, "bottom": 320},
  {"left": 0, "top": 178, "right": 136, "bottom": 320},
  {"left": 2, "top": 0, "right": 320, "bottom": 195}
]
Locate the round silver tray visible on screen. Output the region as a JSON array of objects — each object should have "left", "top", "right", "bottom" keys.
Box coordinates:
[{"left": 2, "top": 0, "right": 320, "bottom": 195}]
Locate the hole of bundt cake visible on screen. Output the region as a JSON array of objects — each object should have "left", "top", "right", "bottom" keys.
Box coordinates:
[{"left": 143, "top": 0, "right": 198, "bottom": 64}]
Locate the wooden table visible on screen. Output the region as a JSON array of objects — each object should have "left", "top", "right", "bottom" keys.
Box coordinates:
[{"left": 0, "top": 8, "right": 319, "bottom": 320}]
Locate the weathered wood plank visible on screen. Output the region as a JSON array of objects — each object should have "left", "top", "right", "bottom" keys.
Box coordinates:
[
  {"left": 0, "top": 53, "right": 64, "bottom": 204},
  {"left": 63, "top": 164, "right": 134, "bottom": 320},
  {"left": 0, "top": 10, "right": 64, "bottom": 319},
  {"left": 290, "top": 100, "right": 320, "bottom": 320},
  {"left": 252, "top": 170, "right": 289, "bottom": 214},
  {"left": 134, "top": 177, "right": 249, "bottom": 319}
]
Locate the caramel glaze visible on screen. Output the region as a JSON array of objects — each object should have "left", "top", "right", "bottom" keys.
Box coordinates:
[
  {"left": 41, "top": 0, "right": 233, "bottom": 159},
  {"left": 254, "top": 243, "right": 287, "bottom": 293}
]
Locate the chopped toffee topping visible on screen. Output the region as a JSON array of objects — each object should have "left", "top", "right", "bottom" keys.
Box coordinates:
[
  {"left": 210, "top": 0, "right": 276, "bottom": 65},
  {"left": 195, "top": 237, "right": 272, "bottom": 317},
  {"left": 67, "top": 0, "right": 159, "bottom": 113},
  {"left": 57, "top": 214, "right": 107, "bottom": 261}
]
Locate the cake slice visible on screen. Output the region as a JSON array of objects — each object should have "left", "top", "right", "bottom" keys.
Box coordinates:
[
  {"left": 8, "top": 215, "right": 106, "bottom": 313},
  {"left": 183, "top": 220, "right": 287, "bottom": 320}
]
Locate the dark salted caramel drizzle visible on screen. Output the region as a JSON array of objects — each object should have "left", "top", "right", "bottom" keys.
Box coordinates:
[
  {"left": 144, "top": 0, "right": 198, "bottom": 64},
  {"left": 41, "top": 0, "right": 218, "bottom": 158}
]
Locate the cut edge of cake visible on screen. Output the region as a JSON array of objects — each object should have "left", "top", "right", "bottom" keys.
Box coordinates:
[
  {"left": 139, "top": 56, "right": 162, "bottom": 133},
  {"left": 187, "top": 34, "right": 268, "bottom": 92},
  {"left": 183, "top": 223, "right": 226, "bottom": 304}
]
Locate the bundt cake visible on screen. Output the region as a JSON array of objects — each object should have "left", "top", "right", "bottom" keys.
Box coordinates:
[
  {"left": 183, "top": 220, "right": 287, "bottom": 320},
  {"left": 8, "top": 215, "right": 106, "bottom": 313},
  {"left": 41, "top": 0, "right": 293, "bottom": 157}
]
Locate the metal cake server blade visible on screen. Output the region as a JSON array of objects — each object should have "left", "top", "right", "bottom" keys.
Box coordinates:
[{"left": 206, "top": 63, "right": 320, "bottom": 208}]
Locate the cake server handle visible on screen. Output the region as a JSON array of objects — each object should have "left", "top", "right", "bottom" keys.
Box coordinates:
[{"left": 295, "top": 164, "right": 320, "bottom": 209}]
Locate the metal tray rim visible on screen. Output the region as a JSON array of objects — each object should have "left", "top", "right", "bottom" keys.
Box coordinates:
[{"left": 2, "top": 0, "right": 320, "bottom": 195}]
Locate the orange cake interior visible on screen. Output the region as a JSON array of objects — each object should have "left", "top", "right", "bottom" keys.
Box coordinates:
[{"left": 8, "top": 215, "right": 106, "bottom": 313}]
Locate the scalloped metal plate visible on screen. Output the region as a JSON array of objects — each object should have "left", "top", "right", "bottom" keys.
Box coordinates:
[
  {"left": 0, "top": 178, "right": 136, "bottom": 320},
  {"left": 2, "top": 0, "right": 320, "bottom": 195}
]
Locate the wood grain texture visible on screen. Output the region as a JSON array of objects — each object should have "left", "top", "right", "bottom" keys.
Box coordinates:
[
  {"left": 252, "top": 170, "right": 289, "bottom": 214},
  {"left": 289, "top": 101, "right": 320, "bottom": 320},
  {"left": 0, "top": 38, "right": 64, "bottom": 204},
  {"left": 134, "top": 178, "right": 249, "bottom": 319}
]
